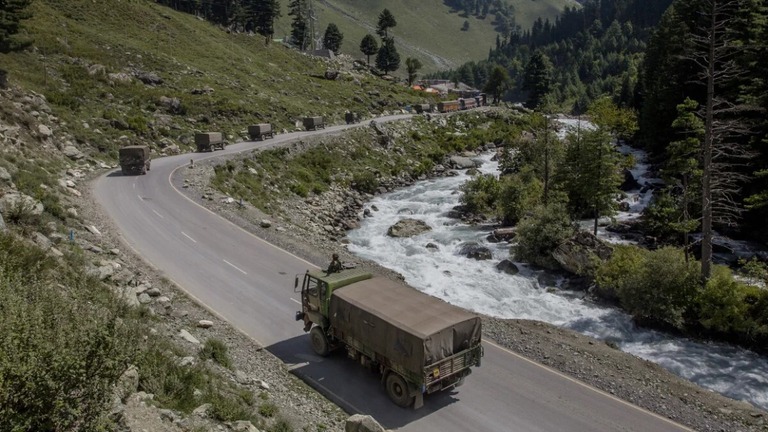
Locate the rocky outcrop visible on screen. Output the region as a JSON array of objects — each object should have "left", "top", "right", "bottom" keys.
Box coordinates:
[
  {"left": 386, "top": 218, "right": 431, "bottom": 238},
  {"left": 552, "top": 231, "right": 613, "bottom": 276}
]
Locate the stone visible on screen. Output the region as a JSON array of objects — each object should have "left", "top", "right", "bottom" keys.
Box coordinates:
[
  {"left": 121, "top": 286, "right": 141, "bottom": 308},
  {"left": 496, "top": 259, "right": 520, "bottom": 275},
  {"left": 256, "top": 379, "right": 270, "bottom": 390},
  {"left": 425, "top": 242, "right": 439, "bottom": 251},
  {"left": 345, "top": 414, "right": 386, "bottom": 432},
  {"left": 386, "top": 218, "right": 431, "bottom": 238},
  {"left": 487, "top": 227, "right": 516, "bottom": 243},
  {"left": 235, "top": 370, "right": 250, "bottom": 384},
  {"left": 86, "top": 225, "right": 102, "bottom": 235},
  {"left": 0, "top": 213, "right": 5, "bottom": 232},
  {"left": 197, "top": 320, "right": 214, "bottom": 329},
  {"left": 138, "top": 293, "right": 152, "bottom": 304},
  {"left": 66, "top": 207, "right": 78, "bottom": 217},
  {"left": 231, "top": 421, "right": 259, "bottom": 432},
  {"left": 448, "top": 155, "right": 477, "bottom": 169},
  {"left": 157, "top": 296, "right": 171, "bottom": 306},
  {"left": 114, "top": 365, "right": 139, "bottom": 403},
  {"left": 38, "top": 124, "right": 53, "bottom": 138},
  {"left": 0, "top": 192, "right": 44, "bottom": 216},
  {"left": 0, "top": 167, "right": 11, "bottom": 183},
  {"left": 62, "top": 145, "right": 85, "bottom": 160},
  {"left": 460, "top": 242, "right": 493, "bottom": 260},
  {"left": 146, "top": 287, "right": 162, "bottom": 297},
  {"left": 620, "top": 168, "right": 641, "bottom": 191},
  {"left": 192, "top": 403, "right": 211, "bottom": 418},
  {"left": 33, "top": 232, "right": 52, "bottom": 250},
  {"left": 552, "top": 231, "right": 613, "bottom": 276},
  {"left": 260, "top": 219, "right": 272, "bottom": 228},
  {"left": 178, "top": 329, "right": 200, "bottom": 344},
  {"left": 179, "top": 356, "right": 196, "bottom": 367}
]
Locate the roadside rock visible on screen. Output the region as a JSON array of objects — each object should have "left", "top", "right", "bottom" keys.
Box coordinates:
[
  {"left": 386, "top": 218, "right": 431, "bottom": 238},
  {"left": 114, "top": 365, "right": 139, "bottom": 403},
  {"left": 345, "top": 414, "right": 386, "bottom": 432},
  {"left": 178, "top": 329, "right": 200, "bottom": 344},
  {"left": 0, "top": 192, "right": 44, "bottom": 216},
  {"left": 62, "top": 145, "right": 85, "bottom": 160}
]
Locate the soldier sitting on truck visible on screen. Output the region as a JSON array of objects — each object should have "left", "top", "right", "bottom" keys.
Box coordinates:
[{"left": 326, "top": 253, "right": 343, "bottom": 274}]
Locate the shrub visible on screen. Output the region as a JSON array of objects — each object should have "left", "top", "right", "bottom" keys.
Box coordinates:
[
  {"left": 269, "top": 417, "right": 294, "bottom": 432},
  {"left": 0, "top": 234, "right": 138, "bottom": 431},
  {"left": 351, "top": 171, "right": 379, "bottom": 194},
  {"left": 459, "top": 174, "right": 501, "bottom": 215},
  {"left": 199, "top": 338, "right": 232, "bottom": 369},
  {"left": 697, "top": 266, "right": 766, "bottom": 337},
  {"left": 513, "top": 202, "right": 574, "bottom": 269},
  {"left": 258, "top": 401, "right": 279, "bottom": 418},
  {"left": 497, "top": 169, "right": 542, "bottom": 225},
  {"left": 597, "top": 246, "right": 700, "bottom": 330}
]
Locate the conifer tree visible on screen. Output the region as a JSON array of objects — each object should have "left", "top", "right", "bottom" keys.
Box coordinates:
[
  {"left": 0, "top": 0, "right": 33, "bottom": 87},
  {"left": 376, "top": 37, "right": 400, "bottom": 74},
  {"left": 376, "top": 9, "right": 397, "bottom": 38},
  {"left": 288, "top": 0, "right": 310, "bottom": 50},
  {"left": 322, "top": 23, "right": 343, "bottom": 54},
  {"left": 359, "top": 34, "right": 378, "bottom": 66},
  {"left": 253, "top": 0, "right": 281, "bottom": 44}
]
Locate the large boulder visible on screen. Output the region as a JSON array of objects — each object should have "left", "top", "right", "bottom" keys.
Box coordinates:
[
  {"left": 345, "top": 414, "right": 386, "bottom": 432},
  {"left": 620, "top": 169, "right": 642, "bottom": 191},
  {"left": 487, "top": 227, "right": 516, "bottom": 243},
  {"left": 551, "top": 231, "right": 613, "bottom": 276},
  {"left": 0, "top": 192, "right": 44, "bottom": 216},
  {"left": 459, "top": 242, "right": 493, "bottom": 260},
  {"left": 387, "top": 218, "right": 431, "bottom": 238},
  {"left": 496, "top": 259, "right": 519, "bottom": 275},
  {"left": 448, "top": 155, "right": 477, "bottom": 169}
]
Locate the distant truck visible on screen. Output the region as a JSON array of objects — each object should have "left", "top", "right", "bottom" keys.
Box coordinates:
[
  {"left": 345, "top": 112, "right": 359, "bottom": 124},
  {"left": 118, "top": 145, "right": 151, "bottom": 175},
  {"left": 295, "top": 268, "right": 483, "bottom": 409},
  {"left": 195, "top": 132, "right": 226, "bottom": 152},
  {"left": 413, "top": 103, "right": 432, "bottom": 114},
  {"left": 248, "top": 124, "right": 274, "bottom": 141},
  {"left": 303, "top": 116, "right": 325, "bottom": 131}
]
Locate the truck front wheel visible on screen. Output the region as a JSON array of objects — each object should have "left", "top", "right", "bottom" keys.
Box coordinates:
[
  {"left": 310, "top": 326, "right": 330, "bottom": 356},
  {"left": 385, "top": 372, "right": 414, "bottom": 408}
]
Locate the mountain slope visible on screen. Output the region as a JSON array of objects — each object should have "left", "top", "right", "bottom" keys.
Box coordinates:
[{"left": 273, "top": 0, "right": 577, "bottom": 72}]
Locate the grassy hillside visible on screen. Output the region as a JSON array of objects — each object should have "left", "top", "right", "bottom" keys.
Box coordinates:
[
  {"left": 1, "top": 0, "right": 428, "bottom": 161},
  {"left": 272, "top": 0, "right": 576, "bottom": 73}
]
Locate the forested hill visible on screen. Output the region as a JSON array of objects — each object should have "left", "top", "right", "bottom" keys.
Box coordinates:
[
  {"left": 152, "top": 0, "right": 575, "bottom": 73},
  {"left": 431, "top": 0, "right": 673, "bottom": 110}
]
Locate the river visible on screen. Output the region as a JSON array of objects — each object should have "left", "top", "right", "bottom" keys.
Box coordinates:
[{"left": 346, "top": 123, "right": 768, "bottom": 411}]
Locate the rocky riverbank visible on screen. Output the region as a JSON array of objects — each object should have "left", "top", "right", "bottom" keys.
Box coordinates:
[{"left": 173, "top": 124, "right": 768, "bottom": 432}]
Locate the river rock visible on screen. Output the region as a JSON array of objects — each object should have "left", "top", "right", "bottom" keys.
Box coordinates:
[
  {"left": 448, "top": 155, "right": 477, "bottom": 169},
  {"left": 496, "top": 259, "right": 519, "bottom": 275},
  {"left": 387, "top": 218, "right": 431, "bottom": 238},
  {"left": 487, "top": 227, "right": 516, "bottom": 243},
  {"left": 552, "top": 231, "right": 613, "bottom": 276},
  {"left": 460, "top": 242, "right": 493, "bottom": 260}
]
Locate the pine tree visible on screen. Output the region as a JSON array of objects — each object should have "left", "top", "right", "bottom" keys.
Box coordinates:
[
  {"left": 253, "top": 0, "right": 281, "bottom": 44},
  {"left": 288, "top": 0, "right": 310, "bottom": 50},
  {"left": 359, "top": 34, "right": 378, "bottom": 66},
  {"left": 375, "top": 37, "right": 400, "bottom": 74},
  {"left": 322, "top": 23, "right": 343, "bottom": 54},
  {"left": 376, "top": 9, "right": 397, "bottom": 38},
  {"left": 405, "top": 57, "right": 423, "bottom": 86},
  {"left": 522, "top": 50, "right": 554, "bottom": 109},
  {"left": 483, "top": 65, "right": 511, "bottom": 104},
  {"left": 0, "top": 0, "right": 33, "bottom": 87}
]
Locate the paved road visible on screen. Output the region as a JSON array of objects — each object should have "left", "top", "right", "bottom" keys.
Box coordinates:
[{"left": 94, "top": 117, "right": 691, "bottom": 431}]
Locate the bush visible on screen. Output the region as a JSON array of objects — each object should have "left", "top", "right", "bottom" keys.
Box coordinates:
[
  {"left": 459, "top": 174, "right": 501, "bottom": 215},
  {"left": 352, "top": 171, "right": 379, "bottom": 194},
  {"left": 597, "top": 246, "right": 700, "bottom": 330},
  {"left": 0, "top": 234, "right": 138, "bottom": 431},
  {"left": 497, "top": 169, "right": 542, "bottom": 225},
  {"left": 199, "top": 338, "right": 232, "bottom": 369},
  {"left": 513, "top": 202, "right": 574, "bottom": 269},
  {"left": 258, "top": 401, "right": 278, "bottom": 418},
  {"left": 697, "top": 266, "right": 766, "bottom": 337}
]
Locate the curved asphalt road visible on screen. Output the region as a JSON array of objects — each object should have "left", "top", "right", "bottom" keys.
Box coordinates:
[{"left": 94, "top": 116, "right": 691, "bottom": 432}]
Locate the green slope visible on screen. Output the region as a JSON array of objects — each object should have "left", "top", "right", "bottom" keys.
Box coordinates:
[
  {"left": 273, "top": 0, "right": 576, "bottom": 73},
  {"left": 1, "top": 0, "right": 429, "bottom": 159}
]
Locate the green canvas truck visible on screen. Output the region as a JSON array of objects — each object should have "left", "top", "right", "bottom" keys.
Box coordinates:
[
  {"left": 195, "top": 132, "right": 226, "bottom": 152},
  {"left": 118, "top": 145, "right": 151, "bottom": 175},
  {"left": 295, "top": 268, "right": 483, "bottom": 409}
]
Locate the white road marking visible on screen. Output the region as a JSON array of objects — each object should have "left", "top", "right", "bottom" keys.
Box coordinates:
[
  {"left": 223, "top": 259, "right": 247, "bottom": 275},
  {"left": 290, "top": 298, "right": 300, "bottom": 305},
  {"left": 152, "top": 209, "right": 164, "bottom": 218},
  {"left": 181, "top": 232, "right": 197, "bottom": 243}
]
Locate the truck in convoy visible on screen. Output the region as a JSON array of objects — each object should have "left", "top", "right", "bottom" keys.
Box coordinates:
[
  {"left": 248, "top": 124, "right": 274, "bottom": 141},
  {"left": 118, "top": 145, "right": 151, "bottom": 175},
  {"left": 303, "top": 116, "right": 325, "bottom": 131},
  {"left": 294, "top": 268, "right": 483, "bottom": 409},
  {"left": 195, "top": 132, "right": 226, "bottom": 152}
]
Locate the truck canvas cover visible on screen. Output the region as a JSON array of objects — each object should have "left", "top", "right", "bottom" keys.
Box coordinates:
[
  {"left": 119, "top": 145, "right": 149, "bottom": 163},
  {"left": 329, "top": 277, "right": 481, "bottom": 373}
]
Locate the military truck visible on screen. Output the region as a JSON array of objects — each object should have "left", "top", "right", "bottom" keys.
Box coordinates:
[
  {"left": 248, "top": 124, "right": 274, "bottom": 141},
  {"left": 118, "top": 145, "right": 151, "bottom": 175},
  {"left": 294, "top": 268, "right": 483, "bottom": 409},
  {"left": 195, "top": 132, "right": 226, "bottom": 152},
  {"left": 303, "top": 116, "right": 325, "bottom": 131}
]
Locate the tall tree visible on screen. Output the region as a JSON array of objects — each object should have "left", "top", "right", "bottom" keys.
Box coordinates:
[
  {"left": 253, "top": 0, "right": 281, "bottom": 45},
  {"left": 376, "top": 9, "right": 397, "bottom": 38},
  {"left": 359, "top": 34, "right": 378, "bottom": 66},
  {"left": 322, "top": 23, "right": 343, "bottom": 54},
  {"left": 522, "top": 50, "right": 554, "bottom": 109},
  {"left": 288, "top": 0, "right": 310, "bottom": 50},
  {"left": 376, "top": 37, "right": 400, "bottom": 74},
  {"left": 405, "top": 57, "right": 423, "bottom": 86},
  {"left": 0, "top": 0, "right": 32, "bottom": 87},
  {"left": 483, "top": 65, "right": 511, "bottom": 104}
]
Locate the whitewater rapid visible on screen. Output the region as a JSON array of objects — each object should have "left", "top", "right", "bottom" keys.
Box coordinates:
[{"left": 346, "top": 147, "right": 768, "bottom": 411}]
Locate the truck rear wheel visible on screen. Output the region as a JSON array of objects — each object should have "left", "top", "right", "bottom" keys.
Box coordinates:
[
  {"left": 310, "top": 326, "right": 330, "bottom": 357},
  {"left": 385, "top": 372, "right": 414, "bottom": 408}
]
